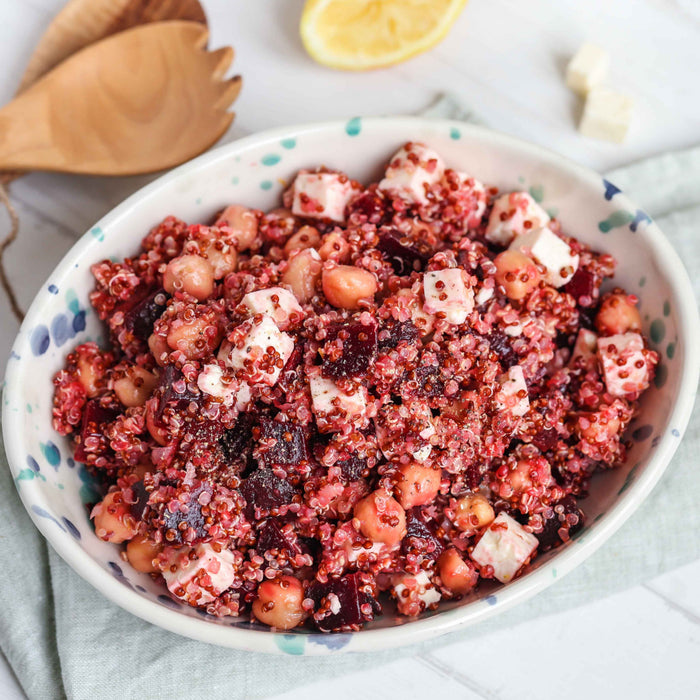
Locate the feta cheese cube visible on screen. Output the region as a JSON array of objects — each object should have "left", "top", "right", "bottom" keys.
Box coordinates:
[
  {"left": 496, "top": 365, "right": 529, "bottom": 417},
  {"left": 309, "top": 375, "right": 368, "bottom": 431},
  {"left": 597, "top": 332, "right": 651, "bottom": 398},
  {"left": 474, "top": 285, "right": 494, "bottom": 307},
  {"left": 162, "top": 543, "right": 236, "bottom": 605},
  {"left": 509, "top": 226, "right": 579, "bottom": 287},
  {"left": 220, "top": 315, "right": 294, "bottom": 386},
  {"left": 241, "top": 287, "right": 304, "bottom": 330},
  {"left": 579, "top": 87, "right": 634, "bottom": 144},
  {"left": 570, "top": 328, "right": 598, "bottom": 366},
  {"left": 393, "top": 570, "right": 441, "bottom": 616},
  {"left": 470, "top": 512, "right": 538, "bottom": 583},
  {"left": 197, "top": 364, "right": 252, "bottom": 411},
  {"left": 379, "top": 143, "right": 445, "bottom": 205},
  {"left": 291, "top": 172, "right": 360, "bottom": 223},
  {"left": 566, "top": 43, "right": 609, "bottom": 95},
  {"left": 423, "top": 269, "right": 474, "bottom": 325},
  {"left": 396, "top": 288, "right": 435, "bottom": 336},
  {"left": 485, "top": 192, "right": 550, "bottom": 247}
]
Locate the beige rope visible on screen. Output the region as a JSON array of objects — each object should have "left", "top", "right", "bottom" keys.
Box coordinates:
[{"left": 0, "top": 181, "right": 25, "bottom": 323}]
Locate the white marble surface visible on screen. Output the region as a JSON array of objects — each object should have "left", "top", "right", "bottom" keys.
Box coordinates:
[{"left": 0, "top": 0, "right": 699, "bottom": 698}]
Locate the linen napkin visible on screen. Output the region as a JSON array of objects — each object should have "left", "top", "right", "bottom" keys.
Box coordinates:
[{"left": 1, "top": 96, "right": 699, "bottom": 700}]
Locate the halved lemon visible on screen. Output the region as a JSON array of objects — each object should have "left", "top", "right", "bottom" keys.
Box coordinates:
[{"left": 300, "top": 0, "right": 468, "bottom": 70}]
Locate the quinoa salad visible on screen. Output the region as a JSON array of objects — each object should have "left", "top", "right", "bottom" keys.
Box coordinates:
[{"left": 52, "top": 142, "right": 659, "bottom": 632}]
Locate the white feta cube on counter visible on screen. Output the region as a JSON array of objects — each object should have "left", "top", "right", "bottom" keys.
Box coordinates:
[
  {"left": 220, "top": 315, "right": 294, "bottom": 386},
  {"left": 485, "top": 192, "right": 550, "bottom": 247},
  {"left": 579, "top": 87, "right": 633, "bottom": 144},
  {"left": 392, "top": 570, "right": 441, "bottom": 616},
  {"left": 509, "top": 226, "right": 579, "bottom": 287},
  {"left": 309, "top": 375, "right": 368, "bottom": 431},
  {"left": 162, "top": 544, "right": 236, "bottom": 605},
  {"left": 496, "top": 365, "right": 529, "bottom": 417},
  {"left": 241, "top": 287, "right": 304, "bottom": 330},
  {"left": 379, "top": 143, "right": 445, "bottom": 205},
  {"left": 597, "top": 332, "right": 651, "bottom": 398},
  {"left": 291, "top": 172, "right": 360, "bottom": 223},
  {"left": 470, "top": 513, "right": 538, "bottom": 583},
  {"left": 566, "top": 43, "right": 609, "bottom": 95},
  {"left": 423, "top": 269, "right": 474, "bottom": 325}
]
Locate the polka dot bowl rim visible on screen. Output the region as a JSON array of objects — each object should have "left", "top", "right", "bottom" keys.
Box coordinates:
[{"left": 4, "top": 117, "right": 699, "bottom": 655}]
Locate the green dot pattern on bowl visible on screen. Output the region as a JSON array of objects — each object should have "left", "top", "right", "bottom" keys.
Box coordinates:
[
  {"left": 529, "top": 184, "right": 544, "bottom": 203},
  {"left": 260, "top": 180, "right": 273, "bottom": 191},
  {"left": 280, "top": 138, "right": 297, "bottom": 150},
  {"left": 598, "top": 210, "right": 634, "bottom": 233},
  {"left": 345, "top": 117, "right": 362, "bottom": 136},
  {"left": 261, "top": 154, "right": 281, "bottom": 166},
  {"left": 450, "top": 127, "right": 461, "bottom": 140},
  {"left": 650, "top": 318, "right": 666, "bottom": 344}
]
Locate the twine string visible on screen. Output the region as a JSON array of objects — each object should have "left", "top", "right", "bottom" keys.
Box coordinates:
[{"left": 0, "top": 181, "right": 25, "bottom": 323}]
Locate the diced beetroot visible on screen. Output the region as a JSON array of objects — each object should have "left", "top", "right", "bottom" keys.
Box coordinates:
[
  {"left": 124, "top": 288, "right": 169, "bottom": 340},
  {"left": 401, "top": 508, "right": 444, "bottom": 557},
  {"left": 532, "top": 427, "right": 559, "bottom": 452},
  {"left": 257, "top": 518, "right": 297, "bottom": 555},
  {"left": 488, "top": 330, "right": 519, "bottom": 369},
  {"left": 308, "top": 572, "right": 378, "bottom": 631},
  {"left": 322, "top": 322, "right": 378, "bottom": 379},
  {"left": 404, "top": 365, "right": 445, "bottom": 399},
  {"left": 337, "top": 455, "right": 367, "bottom": 481},
  {"left": 464, "top": 462, "right": 482, "bottom": 491},
  {"left": 74, "top": 400, "right": 118, "bottom": 462},
  {"left": 377, "top": 319, "right": 419, "bottom": 350},
  {"left": 563, "top": 268, "right": 595, "bottom": 306},
  {"left": 536, "top": 496, "right": 584, "bottom": 550},
  {"left": 155, "top": 366, "right": 198, "bottom": 423},
  {"left": 219, "top": 413, "right": 256, "bottom": 463},
  {"left": 377, "top": 229, "right": 430, "bottom": 275},
  {"left": 346, "top": 190, "right": 388, "bottom": 225},
  {"left": 240, "top": 468, "right": 294, "bottom": 518},
  {"left": 256, "top": 419, "right": 309, "bottom": 467},
  {"left": 129, "top": 480, "right": 150, "bottom": 520},
  {"left": 161, "top": 483, "right": 211, "bottom": 543}
]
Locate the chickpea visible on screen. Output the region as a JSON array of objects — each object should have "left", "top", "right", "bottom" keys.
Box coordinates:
[
  {"left": 438, "top": 548, "right": 478, "bottom": 596},
  {"left": 126, "top": 535, "right": 162, "bottom": 573},
  {"left": 91, "top": 491, "right": 137, "bottom": 543},
  {"left": 148, "top": 333, "right": 170, "bottom": 366},
  {"left": 322, "top": 265, "right": 377, "bottom": 309},
  {"left": 507, "top": 459, "right": 534, "bottom": 495},
  {"left": 200, "top": 238, "right": 238, "bottom": 279},
  {"left": 145, "top": 398, "right": 168, "bottom": 446},
  {"left": 166, "top": 314, "right": 223, "bottom": 360},
  {"left": 252, "top": 576, "right": 306, "bottom": 630},
  {"left": 113, "top": 366, "right": 158, "bottom": 408},
  {"left": 76, "top": 355, "right": 100, "bottom": 397},
  {"left": 215, "top": 204, "right": 259, "bottom": 251},
  {"left": 283, "top": 225, "right": 320, "bottom": 256},
  {"left": 494, "top": 250, "right": 541, "bottom": 301},
  {"left": 578, "top": 408, "right": 621, "bottom": 443},
  {"left": 163, "top": 255, "right": 215, "bottom": 301},
  {"left": 282, "top": 249, "right": 322, "bottom": 303},
  {"left": 394, "top": 462, "right": 442, "bottom": 509},
  {"left": 354, "top": 490, "right": 406, "bottom": 547},
  {"left": 318, "top": 231, "right": 351, "bottom": 263},
  {"left": 595, "top": 292, "right": 642, "bottom": 336},
  {"left": 453, "top": 493, "right": 495, "bottom": 534}
]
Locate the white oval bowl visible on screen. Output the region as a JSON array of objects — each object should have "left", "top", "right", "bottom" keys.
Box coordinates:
[{"left": 4, "top": 118, "right": 699, "bottom": 655}]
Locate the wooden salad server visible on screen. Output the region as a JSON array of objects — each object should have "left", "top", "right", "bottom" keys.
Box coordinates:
[
  {"left": 18, "top": 0, "right": 207, "bottom": 92},
  {"left": 0, "top": 21, "right": 241, "bottom": 176}
]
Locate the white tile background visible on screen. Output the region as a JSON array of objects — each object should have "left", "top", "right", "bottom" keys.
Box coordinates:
[{"left": 0, "top": 1, "right": 699, "bottom": 698}]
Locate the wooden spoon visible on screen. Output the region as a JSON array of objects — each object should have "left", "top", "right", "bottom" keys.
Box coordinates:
[
  {"left": 0, "top": 21, "right": 241, "bottom": 176},
  {"left": 18, "top": 0, "right": 207, "bottom": 92}
]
